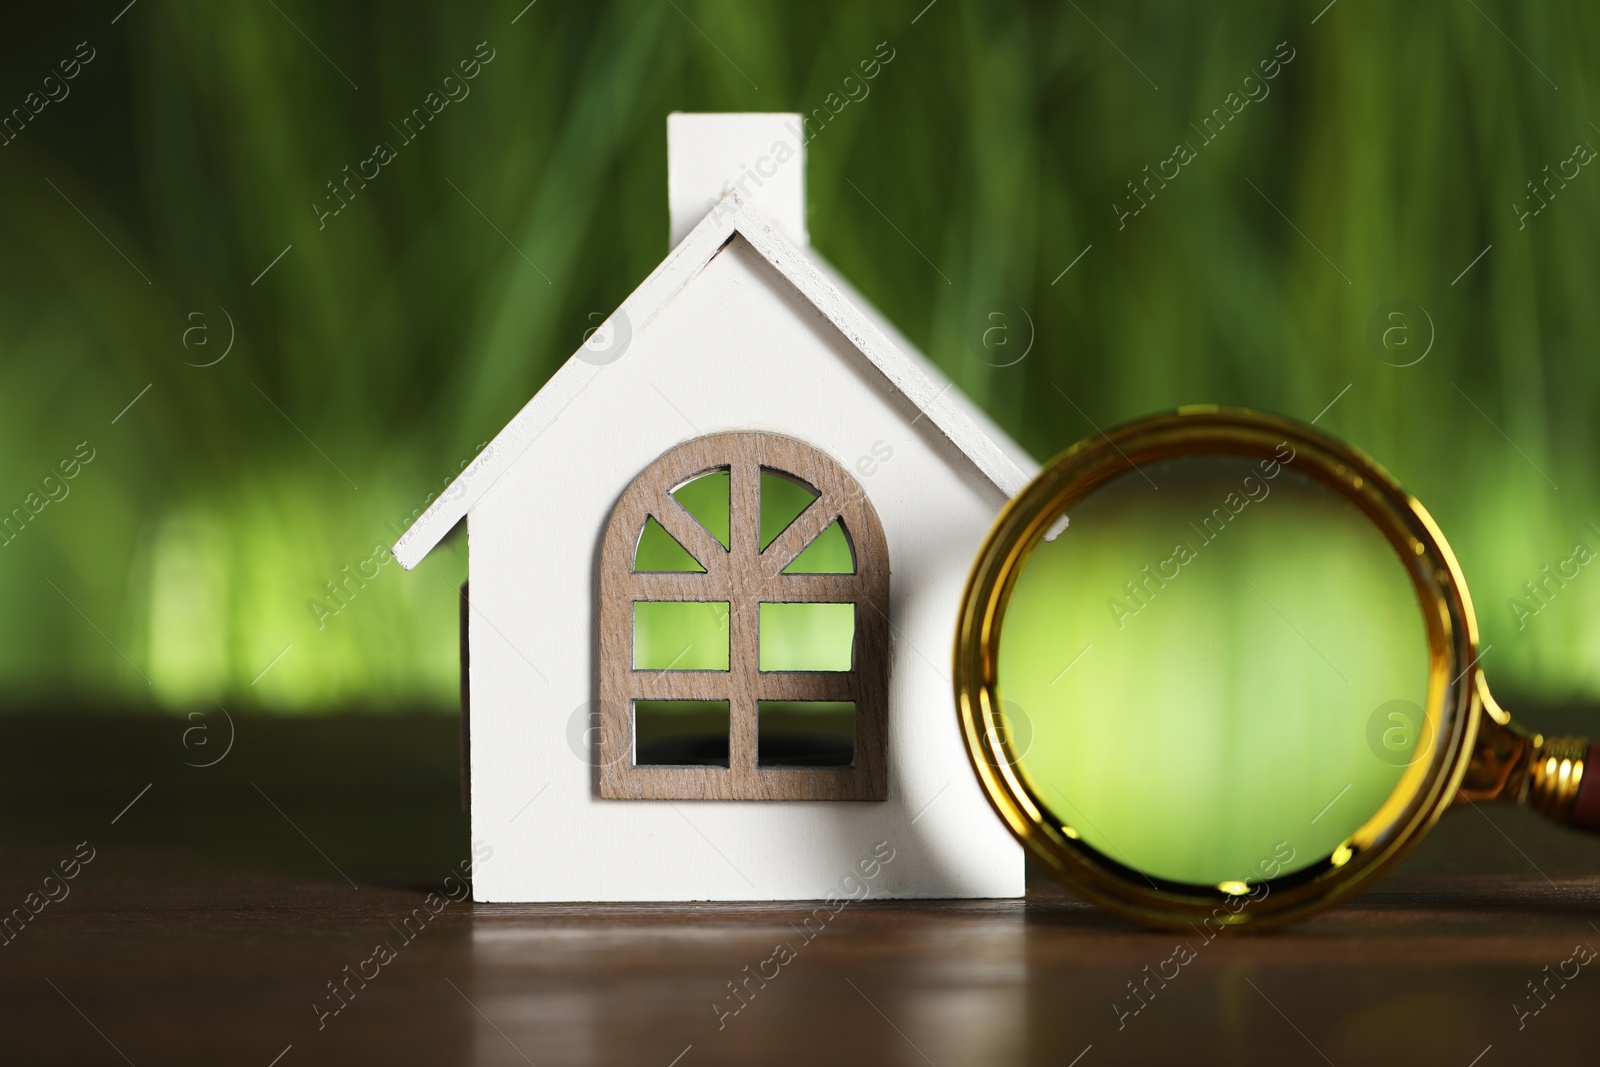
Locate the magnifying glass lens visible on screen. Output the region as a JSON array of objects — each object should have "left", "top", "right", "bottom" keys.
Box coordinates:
[{"left": 996, "top": 453, "right": 1432, "bottom": 887}]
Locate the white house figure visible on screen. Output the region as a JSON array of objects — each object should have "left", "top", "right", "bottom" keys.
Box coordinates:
[{"left": 394, "top": 113, "right": 1033, "bottom": 901}]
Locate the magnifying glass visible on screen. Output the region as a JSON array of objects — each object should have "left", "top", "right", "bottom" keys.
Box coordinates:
[{"left": 954, "top": 407, "right": 1598, "bottom": 928}]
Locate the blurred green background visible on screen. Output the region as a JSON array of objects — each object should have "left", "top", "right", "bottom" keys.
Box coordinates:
[{"left": 1, "top": 0, "right": 1597, "bottom": 714}]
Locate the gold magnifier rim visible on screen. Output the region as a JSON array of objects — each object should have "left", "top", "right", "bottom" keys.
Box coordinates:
[{"left": 954, "top": 406, "right": 1481, "bottom": 929}]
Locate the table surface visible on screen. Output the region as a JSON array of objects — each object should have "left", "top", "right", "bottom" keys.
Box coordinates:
[{"left": 2, "top": 712, "right": 1598, "bottom": 1066}]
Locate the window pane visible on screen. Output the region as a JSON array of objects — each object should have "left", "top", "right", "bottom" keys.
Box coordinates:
[
  {"left": 759, "top": 469, "right": 819, "bottom": 551},
  {"left": 635, "top": 700, "right": 730, "bottom": 766},
  {"left": 759, "top": 603, "right": 855, "bottom": 671},
  {"left": 671, "top": 469, "right": 730, "bottom": 549},
  {"left": 759, "top": 701, "right": 855, "bottom": 767},
  {"left": 634, "top": 516, "right": 706, "bottom": 572},
  {"left": 782, "top": 519, "right": 855, "bottom": 574},
  {"left": 633, "top": 602, "right": 729, "bottom": 670}
]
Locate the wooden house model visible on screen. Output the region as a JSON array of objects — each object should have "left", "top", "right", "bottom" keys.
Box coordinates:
[{"left": 394, "top": 113, "right": 1033, "bottom": 901}]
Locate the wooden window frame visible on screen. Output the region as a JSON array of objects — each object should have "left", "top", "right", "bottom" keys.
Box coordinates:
[{"left": 598, "top": 431, "right": 889, "bottom": 801}]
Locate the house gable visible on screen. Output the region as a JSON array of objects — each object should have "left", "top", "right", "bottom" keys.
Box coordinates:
[{"left": 392, "top": 189, "right": 1033, "bottom": 570}]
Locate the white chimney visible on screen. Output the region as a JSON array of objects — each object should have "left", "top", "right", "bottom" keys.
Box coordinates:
[{"left": 667, "top": 112, "right": 808, "bottom": 249}]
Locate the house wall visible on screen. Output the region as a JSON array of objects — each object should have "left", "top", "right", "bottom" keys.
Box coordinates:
[{"left": 466, "top": 235, "right": 1024, "bottom": 900}]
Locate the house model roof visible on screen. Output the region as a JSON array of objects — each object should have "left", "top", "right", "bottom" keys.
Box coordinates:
[{"left": 393, "top": 183, "right": 1037, "bottom": 570}]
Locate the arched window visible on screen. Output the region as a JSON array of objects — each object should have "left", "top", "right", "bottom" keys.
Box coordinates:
[{"left": 598, "top": 432, "right": 889, "bottom": 800}]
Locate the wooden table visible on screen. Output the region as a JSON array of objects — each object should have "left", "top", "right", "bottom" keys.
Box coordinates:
[{"left": 2, "top": 713, "right": 1597, "bottom": 1065}]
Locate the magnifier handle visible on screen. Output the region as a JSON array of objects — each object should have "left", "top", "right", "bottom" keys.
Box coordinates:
[
  {"left": 1520, "top": 735, "right": 1600, "bottom": 834},
  {"left": 1460, "top": 715, "right": 1600, "bottom": 833},
  {"left": 1556, "top": 740, "right": 1600, "bottom": 833}
]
